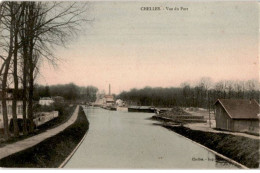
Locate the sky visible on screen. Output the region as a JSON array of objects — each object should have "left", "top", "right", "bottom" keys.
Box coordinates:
[{"left": 37, "top": 1, "right": 259, "bottom": 94}]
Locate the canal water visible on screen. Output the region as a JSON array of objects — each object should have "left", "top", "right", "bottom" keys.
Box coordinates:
[{"left": 65, "top": 107, "right": 238, "bottom": 169}]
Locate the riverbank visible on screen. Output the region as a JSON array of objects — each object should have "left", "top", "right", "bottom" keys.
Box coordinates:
[
  {"left": 0, "top": 106, "right": 89, "bottom": 168},
  {"left": 151, "top": 116, "right": 259, "bottom": 168}
]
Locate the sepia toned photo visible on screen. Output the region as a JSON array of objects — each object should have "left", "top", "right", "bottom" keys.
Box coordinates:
[{"left": 0, "top": 0, "right": 259, "bottom": 169}]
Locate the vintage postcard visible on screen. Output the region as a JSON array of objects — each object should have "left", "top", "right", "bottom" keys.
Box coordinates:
[{"left": 0, "top": 0, "right": 259, "bottom": 169}]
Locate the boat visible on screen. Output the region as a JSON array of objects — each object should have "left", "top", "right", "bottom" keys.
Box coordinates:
[{"left": 128, "top": 106, "right": 155, "bottom": 113}]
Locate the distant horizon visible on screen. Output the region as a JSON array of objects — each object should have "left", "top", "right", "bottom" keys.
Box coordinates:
[
  {"left": 37, "top": 1, "right": 259, "bottom": 95},
  {"left": 36, "top": 76, "right": 259, "bottom": 95}
]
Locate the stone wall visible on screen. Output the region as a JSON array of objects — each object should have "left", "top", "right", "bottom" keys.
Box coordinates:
[{"left": 34, "top": 111, "right": 59, "bottom": 127}]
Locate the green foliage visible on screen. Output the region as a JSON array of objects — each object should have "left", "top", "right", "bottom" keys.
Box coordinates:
[{"left": 33, "top": 83, "right": 98, "bottom": 102}]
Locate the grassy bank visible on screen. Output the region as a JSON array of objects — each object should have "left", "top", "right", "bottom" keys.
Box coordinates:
[
  {"left": 161, "top": 124, "right": 259, "bottom": 168},
  {"left": 0, "top": 106, "right": 89, "bottom": 168}
]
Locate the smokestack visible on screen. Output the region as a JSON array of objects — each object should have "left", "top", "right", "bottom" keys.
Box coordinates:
[{"left": 109, "top": 84, "right": 111, "bottom": 95}]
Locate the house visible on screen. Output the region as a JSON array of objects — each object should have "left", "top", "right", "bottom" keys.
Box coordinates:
[
  {"left": 0, "top": 89, "right": 24, "bottom": 129},
  {"left": 103, "top": 95, "right": 115, "bottom": 106},
  {"left": 0, "top": 90, "right": 59, "bottom": 131},
  {"left": 116, "top": 99, "right": 125, "bottom": 107},
  {"left": 214, "top": 99, "right": 260, "bottom": 134},
  {"left": 39, "top": 97, "right": 54, "bottom": 106}
]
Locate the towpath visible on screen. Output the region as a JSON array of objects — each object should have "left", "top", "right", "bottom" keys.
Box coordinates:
[
  {"left": 0, "top": 105, "right": 79, "bottom": 160},
  {"left": 184, "top": 123, "right": 260, "bottom": 140}
]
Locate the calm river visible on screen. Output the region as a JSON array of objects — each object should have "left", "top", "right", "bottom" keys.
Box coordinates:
[{"left": 65, "top": 107, "right": 238, "bottom": 169}]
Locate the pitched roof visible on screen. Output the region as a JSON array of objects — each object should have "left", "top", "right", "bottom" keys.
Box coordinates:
[{"left": 215, "top": 99, "right": 260, "bottom": 120}]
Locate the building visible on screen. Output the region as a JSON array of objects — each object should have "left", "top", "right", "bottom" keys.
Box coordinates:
[
  {"left": 39, "top": 97, "right": 54, "bottom": 106},
  {"left": 0, "top": 90, "right": 59, "bottom": 131},
  {"left": 0, "top": 89, "right": 24, "bottom": 129},
  {"left": 116, "top": 99, "right": 125, "bottom": 107},
  {"left": 214, "top": 99, "right": 260, "bottom": 134},
  {"left": 100, "top": 84, "right": 115, "bottom": 106},
  {"left": 103, "top": 95, "right": 115, "bottom": 106}
]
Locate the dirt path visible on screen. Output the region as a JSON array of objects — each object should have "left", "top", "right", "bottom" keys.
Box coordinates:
[
  {"left": 0, "top": 106, "right": 79, "bottom": 160},
  {"left": 184, "top": 123, "right": 260, "bottom": 140}
]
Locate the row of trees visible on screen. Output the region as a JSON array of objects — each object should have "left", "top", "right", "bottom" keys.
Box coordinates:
[
  {"left": 0, "top": 2, "right": 88, "bottom": 139},
  {"left": 117, "top": 78, "right": 259, "bottom": 108},
  {"left": 33, "top": 83, "right": 98, "bottom": 102}
]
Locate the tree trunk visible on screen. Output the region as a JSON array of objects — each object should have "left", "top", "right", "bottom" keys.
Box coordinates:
[
  {"left": 20, "top": 2, "right": 28, "bottom": 135},
  {"left": 2, "top": 41, "right": 13, "bottom": 140},
  {"left": 12, "top": 18, "right": 20, "bottom": 137},
  {"left": 28, "top": 58, "right": 34, "bottom": 133},
  {"left": 1, "top": 89, "right": 10, "bottom": 140},
  {"left": 1, "top": 3, "right": 15, "bottom": 140},
  {"left": 27, "top": 2, "right": 37, "bottom": 133},
  {"left": 22, "top": 53, "right": 28, "bottom": 135},
  {"left": 28, "top": 28, "right": 35, "bottom": 133}
]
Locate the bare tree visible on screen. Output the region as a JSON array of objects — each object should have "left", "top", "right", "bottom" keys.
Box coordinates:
[
  {"left": 180, "top": 82, "right": 191, "bottom": 107},
  {"left": 19, "top": 2, "right": 89, "bottom": 132},
  {"left": 225, "top": 80, "right": 234, "bottom": 99},
  {"left": 0, "top": 1, "right": 89, "bottom": 136},
  {"left": 196, "top": 77, "right": 212, "bottom": 108},
  {"left": 1, "top": 2, "right": 25, "bottom": 137},
  {"left": 245, "top": 79, "right": 258, "bottom": 99},
  {"left": 11, "top": 2, "right": 22, "bottom": 137},
  {"left": 0, "top": 2, "right": 15, "bottom": 139}
]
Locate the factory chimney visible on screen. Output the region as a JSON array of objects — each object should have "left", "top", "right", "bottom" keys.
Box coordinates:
[{"left": 109, "top": 84, "right": 111, "bottom": 95}]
